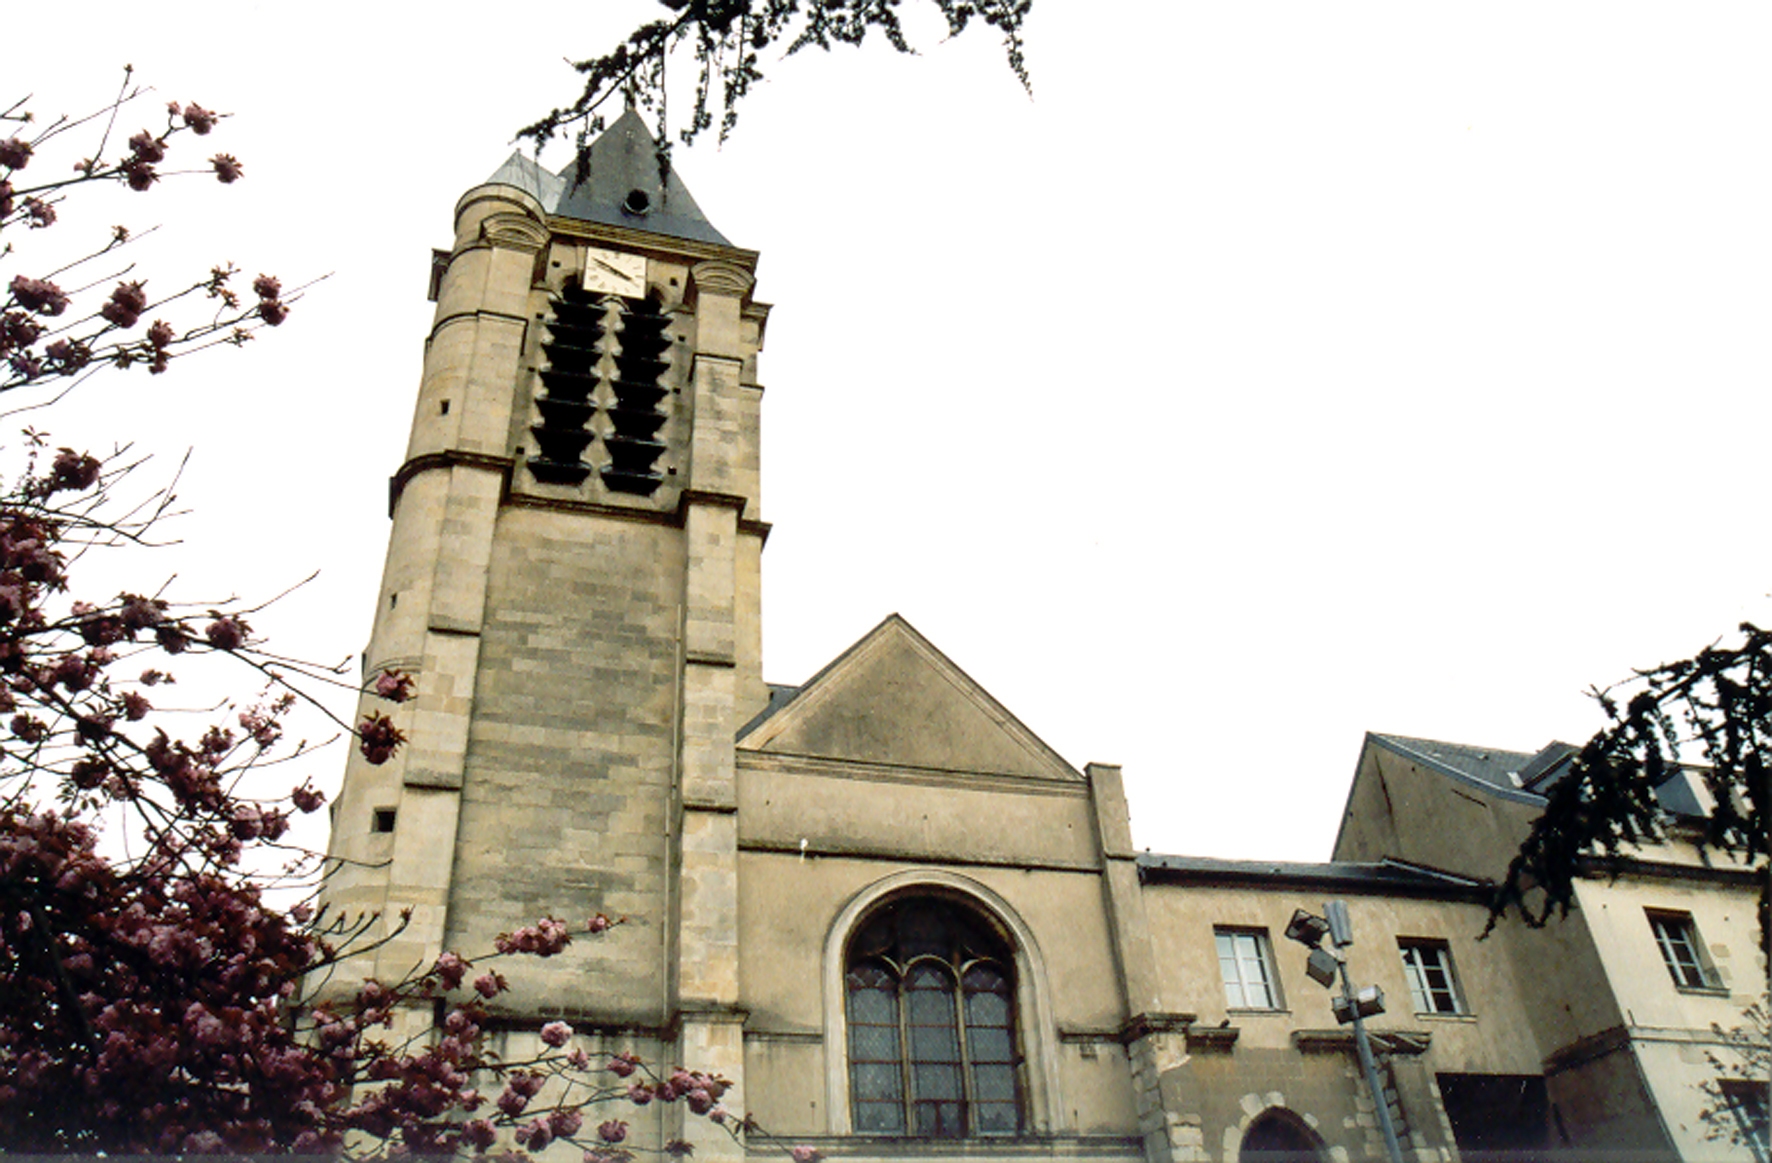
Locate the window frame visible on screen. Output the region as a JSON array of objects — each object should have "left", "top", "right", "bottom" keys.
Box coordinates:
[
  {"left": 1214, "top": 927, "right": 1283, "bottom": 1011},
  {"left": 1645, "top": 909, "right": 1722, "bottom": 992},
  {"left": 1397, "top": 938, "right": 1466, "bottom": 1016},
  {"left": 843, "top": 897, "right": 1025, "bottom": 1138},
  {"left": 1719, "top": 1080, "right": 1771, "bottom": 1163},
  {"left": 824, "top": 872, "right": 1060, "bottom": 1138}
]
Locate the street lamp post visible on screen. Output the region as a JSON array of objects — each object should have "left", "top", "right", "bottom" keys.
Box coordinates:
[{"left": 1285, "top": 903, "right": 1406, "bottom": 1163}]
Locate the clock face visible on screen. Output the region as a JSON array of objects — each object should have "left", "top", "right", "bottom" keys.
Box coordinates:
[{"left": 583, "top": 247, "right": 646, "bottom": 297}]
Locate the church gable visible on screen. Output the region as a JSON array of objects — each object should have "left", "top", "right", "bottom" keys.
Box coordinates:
[{"left": 738, "top": 614, "right": 1080, "bottom": 782}]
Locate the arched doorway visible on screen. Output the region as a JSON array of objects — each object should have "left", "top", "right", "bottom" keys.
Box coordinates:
[{"left": 1240, "top": 1108, "right": 1326, "bottom": 1163}]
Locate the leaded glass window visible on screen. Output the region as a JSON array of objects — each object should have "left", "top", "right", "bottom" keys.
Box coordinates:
[{"left": 845, "top": 898, "right": 1023, "bottom": 1137}]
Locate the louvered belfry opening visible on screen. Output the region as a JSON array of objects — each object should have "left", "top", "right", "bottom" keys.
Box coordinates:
[
  {"left": 529, "top": 284, "right": 605, "bottom": 485},
  {"left": 602, "top": 293, "right": 672, "bottom": 496}
]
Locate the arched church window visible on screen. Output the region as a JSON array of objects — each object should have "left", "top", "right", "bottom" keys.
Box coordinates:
[{"left": 845, "top": 898, "right": 1023, "bottom": 1137}]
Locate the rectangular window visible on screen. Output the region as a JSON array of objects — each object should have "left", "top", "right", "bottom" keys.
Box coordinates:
[
  {"left": 1721, "top": 1080, "right": 1770, "bottom": 1163},
  {"left": 1215, "top": 928, "right": 1279, "bottom": 1010},
  {"left": 1647, "top": 910, "right": 1718, "bottom": 990},
  {"left": 1399, "top": 940, "right": 1464, "bottom": 1015}
]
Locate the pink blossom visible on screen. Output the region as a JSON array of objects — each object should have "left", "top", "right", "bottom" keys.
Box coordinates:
[
  {"left": 290, "top": 782, "right": 325, "bottom": 813},
  {"left": 100, "top": 281, "right": 149, "bottom": 329},
  {"left": 48, "top": 450, "right": 100, "bottom": 496},
  {"left": 791, "top": 1148, "right": 822, "bottom": 1163},
  {"left": 598, "top": 1120, "right": 628, "bottom": 1144},
  {"left": 548, "top": 1107, "right": 584, "bottom": 1138},
  {"left": 121, "top": 691, "right": 151, "bottom": 721},
  {"left": 259, "top": 298, "right": 289, "bottom": 326},
  {"left": 122, "top": 160, "right": 157, "bottom": 191},
  {"left": 372, "top": 669, "right": 414, "bottom": 702},
  {"left": 44, "top": 339, "right": 88, "bottom": 370},
  {"left": 128, "top": 131, "right": 167, "bottom": 164},
  {"left": 2, "top": 309, "right": 44, "bottom": 349},
  {"left": 495, "top": 1087, "right": 529, "bottom": 1118},
  {"left": 627, "top": 1082, "right": 652, "bottom": 1105},
  {"left": 433, "top": 951, "right": 469, "bottom": 990},
  {"left": 210, "top": 153, "right": 243, "bottom": 183},
  {"left": 587, "top": 912, "right": 612, "bottom": 934},
  {"left": 204, "top": 615, "right": 249, "bottom": 651},
  {"left": 515, "top": 1118, "right": 553, "bottom": 1150},
  {"left": 146, "top": 320, "right": 174, "bottom": 349},
  {"left": 358, "top": 712, "right": 405, "bottom": 765},
  {"left": 540, "top": 1020, "right": 573, "bottom": 1047},
  {"left": 0, "top": 137, "right": 31, "bottom": 169},
  {"left": 182, "top": 103, "right": 218, "bottom": 134},
  {"left": 10, "top": 276, "right": 69, "bottom": 316},
  {"left": 472, "top": 971, "right": 506, "bottom": 998},
  {"left": 24, "top": 198, "right": 54, "bottom": 228},
  {"left": 462, "top": 1118, "right": 498, "bottom": 1150}
]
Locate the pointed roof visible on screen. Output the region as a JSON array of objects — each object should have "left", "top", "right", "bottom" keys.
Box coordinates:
[
  {"left": 738, "top": 614, "right": 1082, "bottom": 783},
  {"left": 476, "top": 109, "right": 731, "bottom": 246},
  {"left": 552, "top": 108, "right": 729, "bottom": 245},
  {"left": 481, "top": 151, "right": 565, "bottom": 210}
]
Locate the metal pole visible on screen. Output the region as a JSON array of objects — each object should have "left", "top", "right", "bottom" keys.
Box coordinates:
[{"left": 1338, "top": 958, "right": 1406, "bottom": 1163}]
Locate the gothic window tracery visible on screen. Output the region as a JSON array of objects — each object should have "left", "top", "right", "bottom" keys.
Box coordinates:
[{"left": 844, "top": 898, "right": 1023, "bottom": 1138}]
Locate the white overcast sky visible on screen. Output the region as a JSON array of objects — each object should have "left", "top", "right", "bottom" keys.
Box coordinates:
[{"left": 21, "top": 1, "right": 1771, "bottom": 862}]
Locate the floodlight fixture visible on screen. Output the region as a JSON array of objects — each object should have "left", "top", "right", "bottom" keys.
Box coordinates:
[
  {"left": 1323, "top": 899, "right": 1354, "bottom": 948},
  {"left": 1331, "top": 984, "right": 1386, "bottom": 1025},
  {"left": 1305, "top": 948, "right": 1339, "bottom": 987},
  {"left": 1285, "top": 908, "right": 1332, "bottom": 949}
]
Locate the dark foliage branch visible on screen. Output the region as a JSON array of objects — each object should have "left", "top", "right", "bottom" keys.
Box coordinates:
[
  {"left": 518, "top": 0, "right": 1032, "bottom": 170},
  {"left": 1488, "top": 622, "right": 1771, "bottom": 947}
]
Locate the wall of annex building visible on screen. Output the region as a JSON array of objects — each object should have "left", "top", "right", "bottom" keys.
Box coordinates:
[
  {"left": 1571, "top": 873, "right": 1767, "bottom": 1162},
  {"left": 442, "top": 504, "right": 687, "bottom": 1022},
  {"left": 1137, "top": 881, "right": 1545, "bottom": 1160},
  {"left": 734, "top": 845, "right": 1136, "bottom": 1140}
]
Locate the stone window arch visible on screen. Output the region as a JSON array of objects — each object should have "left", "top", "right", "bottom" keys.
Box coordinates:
[{"left": 823, "top": 871, "right": 1062, "bottom": 1136}]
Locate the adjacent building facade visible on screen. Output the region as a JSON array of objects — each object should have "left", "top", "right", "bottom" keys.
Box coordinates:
[{"left": 319, "top": 114, "right": 1769, "bottom": 1162}]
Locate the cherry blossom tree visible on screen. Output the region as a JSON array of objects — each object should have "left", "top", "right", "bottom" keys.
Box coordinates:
[{"left": 0, "top": 76, "right": 785, "bottom": 1158}]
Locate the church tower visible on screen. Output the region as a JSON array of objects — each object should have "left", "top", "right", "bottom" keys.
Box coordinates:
[{"left": 322, "top": 110, "right": 769, "bottom": 1152}]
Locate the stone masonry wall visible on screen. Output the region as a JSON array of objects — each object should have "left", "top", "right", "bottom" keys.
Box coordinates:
[{"left": 443, "top": 505, "right": 685, "bottom": 1022}]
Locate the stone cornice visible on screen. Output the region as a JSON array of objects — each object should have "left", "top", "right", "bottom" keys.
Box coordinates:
[
  {"left": 1293, "top": 1028, "right": 1432, "bottom": 1055},
  {"left": 736, "top": 749, "right": 1090, "bottom": 799},
  {"left": 482, "top": 212, "right": 549, "bottom": 253},
  {"left": 389, "top": 451, "right": 513, "bottom": 516},
  {"left": 737, "top": 836, "right": 1100, "bottom": 876},
  {"left": 546, "top": 215, "right": 760, "bottom": 270},
  {"left": 1118, "top": 1011, "right": 1197, "bottom": 1044},
  {"left": 688, "top": 258, "right": 756, "bottom": 303}
]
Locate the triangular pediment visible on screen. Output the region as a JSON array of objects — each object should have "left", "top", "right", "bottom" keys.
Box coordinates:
[{"left": 738, "top": 615, "right": 1081, "bottom": 782}]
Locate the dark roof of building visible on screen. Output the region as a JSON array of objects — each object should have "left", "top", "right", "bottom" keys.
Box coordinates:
[
  {"left": 478, "top": 108, "right": 731, "bottom": 246},
  {"left": 1137, "top": 853, "right": 1486, "bottom": 898},
  {"left": 1367, "top": 731, "right": 1706, "bottom": 819},
  {"left": 736, "top": 683, "right": 801, "bottom": 741}
]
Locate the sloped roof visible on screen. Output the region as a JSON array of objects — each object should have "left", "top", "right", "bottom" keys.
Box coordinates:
[
  {"left": 1137, "top": 853, "right": 1486, "bottom": 898},
  {"left": 1368, "top": 733, "right": 1549, "bottom": 803},
  {"left": 738, "top": 614, "right": 1081, "bottom": 783},
  {"left": 477, "top": 108, "right": 731, "bottom": 246},
  {"left": 1367, "top": 732, "right": 1704, "bottom": 819}
]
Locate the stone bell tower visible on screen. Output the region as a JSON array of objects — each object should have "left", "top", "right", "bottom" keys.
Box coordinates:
[{"left": 321, "top": 109, "right": 769, "bottom": 1150}]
